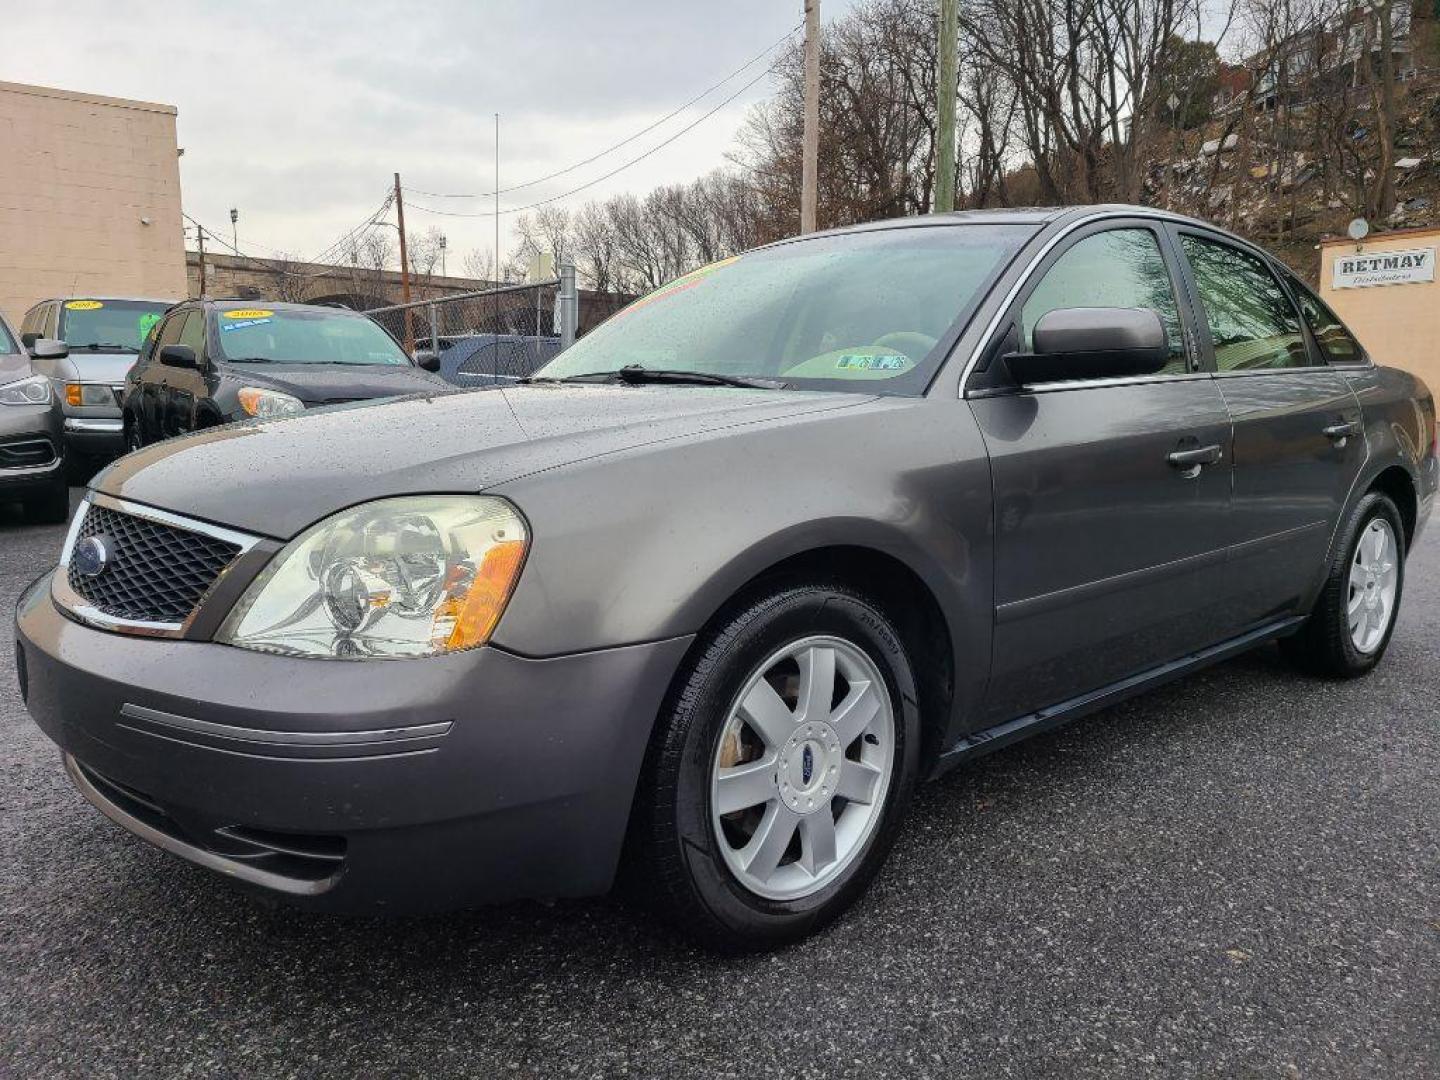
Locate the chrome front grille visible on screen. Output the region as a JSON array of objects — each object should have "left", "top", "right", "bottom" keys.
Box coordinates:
[{"left": 57, "top": 498, "right": 259, "bottom": 632}]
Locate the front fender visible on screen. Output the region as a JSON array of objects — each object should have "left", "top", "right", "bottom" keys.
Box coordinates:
[{"left": 491, "top": 396, "right": 995, "bottom": 745}]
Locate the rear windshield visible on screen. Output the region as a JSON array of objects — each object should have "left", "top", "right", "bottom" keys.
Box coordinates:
[
  {"left": 211, "top": 308, "right": 414, "bottom": 366},
  {"left": 59, "top": 300, "right": 170, "bottom": 352},
  {"left": 536, "top": 224, "right": 1034, "bottom": 394}
]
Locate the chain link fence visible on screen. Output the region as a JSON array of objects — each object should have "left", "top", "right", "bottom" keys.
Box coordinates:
[
  {"left": 364, "top": 276, "right": 638, "bottom": 389},
  {"left": 364, "top": 281, "right": 561, "bottom": 388}
]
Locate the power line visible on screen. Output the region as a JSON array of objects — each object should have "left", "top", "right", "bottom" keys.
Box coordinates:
[
  {"left": 404, "top": 61, "right": 782, "bottom": 221},
  {"left": 404, "top": 25, "right": 799, "bottom": 202}
]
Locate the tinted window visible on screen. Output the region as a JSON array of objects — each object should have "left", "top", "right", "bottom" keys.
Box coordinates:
[
  {"left": 1021, "top": 228, "right": 1187, "bottom": 375},
  {"left": 538, "top": 225, "right": 1034, "bottom": 394},
  {"left": 1288, "top": 277, "right": 1363, "bottom": 365},
  {"left": 58, "top": 299, "right": 171, "bottom": 352},
  {"left": 156, "top": 311, "right": 187, "bottom": 349},
  {"left": 178, "top": 310, "right": 207, "bottom": 358},
  {"left": 211, "top": 307, "right": 412, "bottom": 366},
  {"left": 0, "top": 319, "right": 17, "bottom": 354},
  {"left": 1180, "top": 235, "right": 1308, "bottom": 371}
]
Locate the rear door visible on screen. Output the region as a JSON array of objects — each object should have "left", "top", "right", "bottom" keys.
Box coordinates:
[
  {"left": 1170, "top": 227, "right": 1365, "bottom": 624},
  {"left": 968, "top": 219, "right": 1235, "bottom": 723}
]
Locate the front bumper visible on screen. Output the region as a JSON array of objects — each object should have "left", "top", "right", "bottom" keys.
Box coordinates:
[
  {"left": 16, "top": 573, "right": 691, "bottom": 912},
  {"left": 0, "top": 403, "right": 64, "bottom": 495},
  {"left": 61, "top": 414, "right": 124, "bottom": 456}
]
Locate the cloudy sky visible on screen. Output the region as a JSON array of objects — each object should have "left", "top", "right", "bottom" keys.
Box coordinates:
[{"left": 11, "top": 0, "right": 857, "bottom": 271}]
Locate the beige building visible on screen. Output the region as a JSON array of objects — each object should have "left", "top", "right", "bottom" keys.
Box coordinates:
[
  {"left": 0, "top": 81, "right": 187, "bottom": 323},
  {"left": 1319, "top": 224, "right": 1440, "bottom": 392}
]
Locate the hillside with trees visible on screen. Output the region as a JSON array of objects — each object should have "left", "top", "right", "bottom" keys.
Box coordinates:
[{"left": 506, "top": 0, "right": 1440, "bottom": 291}]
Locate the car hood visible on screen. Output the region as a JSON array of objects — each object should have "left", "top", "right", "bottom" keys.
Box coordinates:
[
  {"left": 224, "top": 362, "right": 450, "bottom": 403},
  {"left": 63, "top": 350, "right": 137, "bottom": 383},
  {"left": 96, "top": 384, "right": 872, "bottom": 539},
  {"left": 0, "top": 353, "right": 36, "bottom": 387}
]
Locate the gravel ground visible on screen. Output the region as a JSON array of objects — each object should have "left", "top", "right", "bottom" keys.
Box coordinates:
[{"left": 1, "top": 489, "right": 1436, "bottom": 1079}]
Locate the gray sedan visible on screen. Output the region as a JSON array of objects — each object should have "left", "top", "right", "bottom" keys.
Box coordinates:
[
  {"left": 14, "top": 206, "right": 1437, "bottom": 949},
  {"left": 0, "top": 312, "right": 67, "bottom": 521}
]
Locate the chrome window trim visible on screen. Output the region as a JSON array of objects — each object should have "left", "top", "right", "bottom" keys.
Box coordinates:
[{"left": 53, "top": 493, "right": 263, "bottom": 639}]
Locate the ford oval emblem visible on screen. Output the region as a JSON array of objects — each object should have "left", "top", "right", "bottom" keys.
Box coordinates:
[
  {"left": 72, "top": 535, "right": 110, "bottom": 578},
  {"left": 801, "top": 744, "right": 814, "bottom": 785}
]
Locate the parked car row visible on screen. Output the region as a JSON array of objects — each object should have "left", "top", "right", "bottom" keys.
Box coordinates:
[
  {"left": 13, "top": 205, "right": 1437, "bottom": 950},
  {"left": 3, "top": 297, "right": 452, "bottom": 508}
]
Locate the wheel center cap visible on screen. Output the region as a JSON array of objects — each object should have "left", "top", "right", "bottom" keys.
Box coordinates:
[{"left": 777, "top": 723, "right": 842, "bottom": 813}]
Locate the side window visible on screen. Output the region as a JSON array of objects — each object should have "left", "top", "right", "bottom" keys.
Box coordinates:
[
  {"left": 155, "top": 311, "right": 187, "bottom": 351},
  {"left": 44, "top": 303, "right": 60, "bottom": 338},
  {"left": 1179, "top": 234, "right": 1309, "bottom": 371},
  {"left": 20, "top": 306, "right": 39, "bottom": 338},
  {"left": 1288, "top": 276, "right": 1363, "bottom": 365},
  {"left": 178, "top": 309, "right": 207, "bottom": 360},
  {"left": 1021, "top": 228, "right": 1187, "bottom": 375}
]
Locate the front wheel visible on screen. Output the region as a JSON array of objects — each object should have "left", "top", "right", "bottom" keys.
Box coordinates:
[
  {"left": 1282, "top": 491, "right": 1406, "bottom": 677},
  {"left": 632, "top": 583, "right": 921, "bottom": 950}
]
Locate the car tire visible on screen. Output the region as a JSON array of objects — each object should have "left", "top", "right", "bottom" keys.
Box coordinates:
[
  {"left": 630, "top": 582, "right": 922, "bottom": 951},
  {"left": 24, "top": 479, "right": 70, "bottom": 525},
  {"left": 1281, "top": 490, "right": 1405, "bottom": 678}
]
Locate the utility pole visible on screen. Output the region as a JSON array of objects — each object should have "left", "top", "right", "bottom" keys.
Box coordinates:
[
  {"left": 800, "top": 0, "right": 820, "bottom": 234},
  {"left": 394, "top": 172, "right": 414, "bottom": 351},
  {"left": 394, "top": 172, "right": 412, "bottom": 306},
  {"left": 935, "top": 0, "right": 957, "bottom": 212},
  {"left": 494, "top": 113, "right": 501, "bottom": 285},
  {"left": 196, "top": 226, "right": 207, "bottom": 297}
]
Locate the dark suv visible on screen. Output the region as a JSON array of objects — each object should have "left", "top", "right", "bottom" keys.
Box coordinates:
[{"left": 122, "top": 300, "right": 450, "bottom": 447}]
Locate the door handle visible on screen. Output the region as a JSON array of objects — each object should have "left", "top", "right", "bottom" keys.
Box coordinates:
[
  {"left": 1167, "top": 444, "right": 1223, "bottom": 476},
  {"left": 1323, "top": 420, "right": 1361, "bottom": 444}
]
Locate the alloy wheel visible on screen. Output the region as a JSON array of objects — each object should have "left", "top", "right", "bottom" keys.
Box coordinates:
[
  {"left": 1348, "top": 517, "right": 1398, "bottom": 653},
  {"left": 709, "top": 635, "right": 895, "bottom": 901}
]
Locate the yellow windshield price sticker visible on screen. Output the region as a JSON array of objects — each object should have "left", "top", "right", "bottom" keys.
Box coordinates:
[
  {"left": 65, "top": 300, "right": 104, "bottom": 310},
  {"left": 223, "top": 309, "right": 274, "bottom": 319}
]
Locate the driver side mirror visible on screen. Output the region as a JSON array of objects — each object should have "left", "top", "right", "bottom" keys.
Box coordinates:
[
  {"left": 159, "top": 344, "right": 198, "bottom": 369},
  {"left": 413, "top": 349, "right": 441, "bottom": 373},
  {"left": 1005, "top": 307, "right": 1169, "bottom": 386},
  {"left": 30, "top": 337, "right": 68, "bottom": 360}
]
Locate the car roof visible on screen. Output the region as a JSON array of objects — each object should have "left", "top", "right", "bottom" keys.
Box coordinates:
[
  {"left": 199, "top": 299, "right": 367, "bottom": 315},
  {"left": 39, "top": 295, "right": 176, "bottom": 304}
]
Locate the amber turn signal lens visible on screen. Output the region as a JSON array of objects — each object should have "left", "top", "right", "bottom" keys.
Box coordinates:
[
  {"left": 443, "top": 540, "right": 527, "bottom": 651},
  {"left": 65, "top": 383, "right": 83, "bottom": 407}
]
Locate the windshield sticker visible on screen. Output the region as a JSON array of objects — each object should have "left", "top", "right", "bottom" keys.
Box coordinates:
[
  {"left": 223, "top": 309, "right": 275, "bottom": 320},
  {"left": 834, "top": 352, "right": 908, "bottom": 371},
  {"left": 65, "top": 300, "right": 104, "bottom": 311},
  {"left": 220, "top": 317, "right": 273, "bottom": 332},
  {"left": 137, "top": 312, "right": 162, "bottom": 342}
]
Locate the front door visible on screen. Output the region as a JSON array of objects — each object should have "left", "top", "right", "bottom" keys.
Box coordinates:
[
  {"left": 162, "top": 310, "right": 209, "bottom": 438},
  {"left": 1171, "top": 228, "right": 1366, "bottom": 625},
  {"left": 969, "top": 221, "right": 1234, "bottom": 723}
]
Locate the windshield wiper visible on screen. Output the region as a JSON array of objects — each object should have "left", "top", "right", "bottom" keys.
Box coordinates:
[
  {"left": 225, "top": 356, "right": 274, "bottom": 363},
  {"left": 77, "top": 342, "right": 138, "bottom": 353},
  {"left": 533, "top": 365, "right": 786, "bottom": 389}
]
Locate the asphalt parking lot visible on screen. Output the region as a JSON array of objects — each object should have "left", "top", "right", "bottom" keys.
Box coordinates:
[{"left": 2, "top": 489, "right": 1436, "bottom": 1079}]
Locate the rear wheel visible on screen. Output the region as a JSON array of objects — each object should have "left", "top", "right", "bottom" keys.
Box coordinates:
[
  {"left": 1281, "top": 491, "right": 1405, "bottom": 677},
  {"left": 632, "top": 583, "right": 921, "bottom": 950}
]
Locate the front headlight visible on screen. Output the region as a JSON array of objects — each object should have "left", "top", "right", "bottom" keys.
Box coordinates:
[
  {"left": 237, "top": 386, "right": 305, "bottom": 418},
  {"left": 217, "top": 496, "right": 528, "bottom": 659},
  {"left": 64, "top": 382, "right": 113, "bottom": 407},
  {"left": 0, "top": 375, "right": 52, "bottom": 406}
]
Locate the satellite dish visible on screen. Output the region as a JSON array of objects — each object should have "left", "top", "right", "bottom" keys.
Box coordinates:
[{"left": 1347, "top": 217, "right": 1370, "bottom": 241}]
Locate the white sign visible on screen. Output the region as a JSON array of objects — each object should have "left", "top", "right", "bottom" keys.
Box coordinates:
[{"left": 1332, "top": 246, "right": 1435, "bottom": 289}]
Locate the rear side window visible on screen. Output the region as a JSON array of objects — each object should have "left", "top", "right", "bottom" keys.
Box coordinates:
[
  {"left": 1180, "top": 234, "right": 1309, "bottom": 371},
  {"left": 1288, "top": 277, "right": 1364, "bottom": 365},
  {"left": 1021, "top": 228, "right": 1187, "bottom": 375}
]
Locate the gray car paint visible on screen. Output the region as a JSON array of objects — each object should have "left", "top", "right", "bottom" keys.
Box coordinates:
[
  {"left": 0, "top": 313, "right": 65, "bottom": 500},
  {"left": 14, "top": 205, "right": 1438, "bottom": 912}
]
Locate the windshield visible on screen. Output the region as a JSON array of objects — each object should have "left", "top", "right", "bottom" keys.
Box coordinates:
[
  {"left": 0, "top": 318, "right": 17, "bottom": 354},
  {"left": 59, "top": 299, "right": 170, "bottom": 351},
  {"left": 212, "top": 307, "right": 414, "bottom": 366},
  {"left": 536, "top": 224, "right": 1034, "bottom": 393}
]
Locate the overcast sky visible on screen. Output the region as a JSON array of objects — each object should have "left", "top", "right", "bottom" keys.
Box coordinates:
[{"left": 10, "top": 0, "right": 857, "bottom": 270}]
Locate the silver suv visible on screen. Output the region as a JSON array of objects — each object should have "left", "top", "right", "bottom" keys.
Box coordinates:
[{"left": 20, "top": 296, "right": 173, "bottom": 469}]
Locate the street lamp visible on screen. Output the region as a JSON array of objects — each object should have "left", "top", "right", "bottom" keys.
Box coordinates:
[
  {"left": 439, "top": 234, "right": 447, "bottom": 277},
  {"left": 229, "top": 207, "right": 238, "bottom": 254}
]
